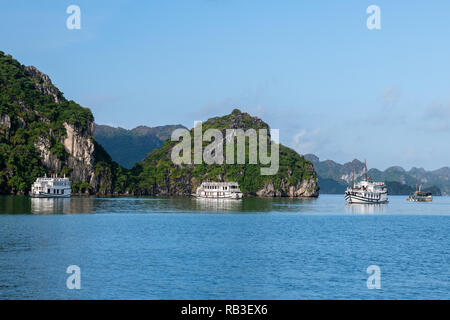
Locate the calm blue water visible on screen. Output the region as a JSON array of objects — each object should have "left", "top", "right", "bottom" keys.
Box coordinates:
[{"left": 0, "top": 195, "right": 448, "bottom": 299}]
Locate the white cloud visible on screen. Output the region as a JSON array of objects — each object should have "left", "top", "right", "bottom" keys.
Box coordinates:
[
  {"left": 291, "top": 128, "right": 326, "bottom": 155},
  {"left": 421, "top": 101, "right": 450, "bottom": 132},
  {"left": 381, "top": 86, "right": 401, "bottom": 107}
]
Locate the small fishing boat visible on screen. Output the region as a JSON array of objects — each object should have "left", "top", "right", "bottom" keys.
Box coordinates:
[
  {"left": 193, "top": 182, "right": 243, "bottom": 199},
  {"left": 30, "top": 174, "right": 71, "bottom": 198},
  {"left": 407, "top": 186, "right": 432, "bottom": 202}
]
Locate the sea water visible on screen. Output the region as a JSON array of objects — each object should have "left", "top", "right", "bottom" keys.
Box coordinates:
[{"left": 0, "top": 195, "right": 448, "bottom": 299}]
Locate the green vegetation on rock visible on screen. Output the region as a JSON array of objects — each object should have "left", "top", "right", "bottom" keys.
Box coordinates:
[
  {"left": 0, "top": 52, "right": 318, "bottom": 198},
  {"left": 0, "top": 51, "right": 127, "bottom": 195},
  {"left": 128, "top": 109, "right": 319, "bottom": 197}
]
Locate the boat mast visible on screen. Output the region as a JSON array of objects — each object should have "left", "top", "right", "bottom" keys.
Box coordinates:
[
  {"left": 352, "top": 167, "right": 356, "bottom": 188},
  {"left": 364, "top": 159, "right": 368, "bottom": 181}
]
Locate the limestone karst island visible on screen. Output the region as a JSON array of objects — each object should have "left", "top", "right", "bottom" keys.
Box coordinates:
[{"left": 0, "top": 51, "right": 319, "bottom": 198}]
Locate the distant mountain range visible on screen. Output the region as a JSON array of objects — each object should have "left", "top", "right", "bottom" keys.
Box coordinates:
[
  {"left": 304, "top": 154, "right": 449, "bottom": 196},
  {"left": 94, "top": 124, "right": 186, "bottom": 169},
  {"left": 94, "top": 120, "right": 450, "bottom": 196}
]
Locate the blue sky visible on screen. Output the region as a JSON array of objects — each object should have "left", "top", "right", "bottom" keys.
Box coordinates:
[{"left": 1, "top": 0, "right": 450, "bottom": 170}]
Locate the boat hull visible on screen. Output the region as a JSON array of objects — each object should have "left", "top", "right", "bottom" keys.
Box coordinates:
[
  {"left": 193, "top": 193, "right": 242, "bottom": 200},
  {"left": 30, "top": 192, "right": 71, "bottom": 198},
  {"left": 345, "top": 192, "right": 388, "bottom": 204},
  {"left": 407, "top": 197, "right": 432, "bottom": 202}
]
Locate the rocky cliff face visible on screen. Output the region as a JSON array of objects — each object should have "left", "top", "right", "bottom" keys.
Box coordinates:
[
  {"left": 62, "top": 122, "right": 96, "bottom": 184},
  {"left": 0, "top": 51, "right": 116, "bottom": 195},
  {"left": 27, "top": 68, "right": 100, "bottom": 191},
  {"left": 255, "top": 177, "right": 318, "bottom": 198},
  {"left": 27, "top": 118, "right": 100, "bottom": 193},
  {"left": 0, "top": 114, "right": 11, "bottom": 129},
  {"left": 24, "top": 66, "right": 63, "bottom": 104}
]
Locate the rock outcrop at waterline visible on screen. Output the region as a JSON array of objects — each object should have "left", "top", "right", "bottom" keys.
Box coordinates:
[
  {"left": 131, "top": 109, "right": 319, "bottom": 198},
  {"left": 0, "top": 51, "right": 123, "bottom": 195},
  {"left": 255, "top": 177, "right": 319, "bottom": 198}
]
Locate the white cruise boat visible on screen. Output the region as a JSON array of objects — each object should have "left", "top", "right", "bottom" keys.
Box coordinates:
[
  {"left": 194, "top": 182, "right": 243, "bottom": 199},
  {"left": 30, "top": 174, "right": 71, "bottom": 198},
  {"left": 345, "top": 163, "right": 388, "bottom": 204}
]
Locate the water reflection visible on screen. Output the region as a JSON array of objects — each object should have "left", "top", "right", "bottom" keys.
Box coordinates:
[
  {"left": 78, "top": 196, "right": 277, "bottom": 214},
  {"left": 345, "top": 203, "right": 387, "bottom": 214},
  {"left": 2, "top": 195, "right": 446, "bottom": 215},
  {"left": 0, "top": 196, "right": 31, "bottom": 214},
  {"left": 30, "top": 197, "right": 94, "bottom": 214},
  {"left": 192, "top": 198, "right": 244, "bottom": 212}
]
